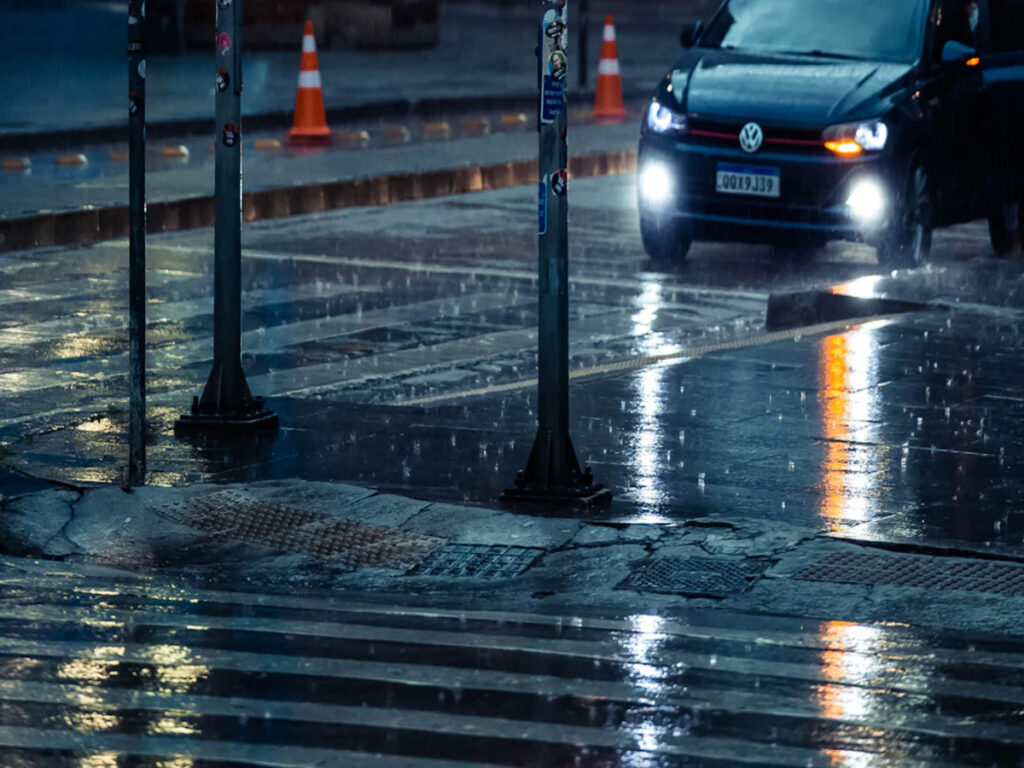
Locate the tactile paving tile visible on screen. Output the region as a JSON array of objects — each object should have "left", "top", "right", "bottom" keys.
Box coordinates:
[
  {"left": 154, "top": 490, "right": 443, "bottom": 569},
  {"left": 412, "top": 544, "right": 544, "bottom": 579},
  {"left": 795, "top": 551, "right": 1024, "bottom": 597},
  {"left": 618, "top": 557, "right": 769, "bottom": 597}
]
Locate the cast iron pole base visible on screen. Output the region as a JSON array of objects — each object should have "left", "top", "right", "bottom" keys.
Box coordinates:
[
  {"left": 174, "top": 399, "right": 278, "bottom": 436},
  {"left": 174, "top": 363, "right": 278, "bottom": 436},
  {"left": 502, "top": 429, "right": 612, "bottom": 509}
]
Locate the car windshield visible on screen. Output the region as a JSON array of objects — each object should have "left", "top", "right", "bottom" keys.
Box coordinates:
[{"left": 700, "top": 0, "right": 929, "bottom": 63}]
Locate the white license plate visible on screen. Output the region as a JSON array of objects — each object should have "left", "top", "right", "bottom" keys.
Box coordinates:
[{"left": 715, "top": 164, "right": 780, "bottom": 198}]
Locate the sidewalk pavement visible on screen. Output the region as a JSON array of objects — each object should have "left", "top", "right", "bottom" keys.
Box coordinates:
[{"left": 0, "top": 0, "right": 707, "bottom": 145}]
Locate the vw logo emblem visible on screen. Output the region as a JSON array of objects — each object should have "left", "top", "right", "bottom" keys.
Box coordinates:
[{"left": 739, "top": 122, "right": 763, "bottom": 154}]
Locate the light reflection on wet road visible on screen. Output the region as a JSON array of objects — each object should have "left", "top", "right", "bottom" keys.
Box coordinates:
[{"left": 0, "top": 556, "right": 1021, "bottom": 765}]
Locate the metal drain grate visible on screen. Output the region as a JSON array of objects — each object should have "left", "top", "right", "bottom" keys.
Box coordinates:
[
  {"left": 795, "top": 551, "right": 1024, "bottom": 597},
  {"left": 155, "top": 490, "right": 443, "bottom": 570},
  {"left": 412, "top": 544, "right": 544, "bottom": 579},
  {"left": 618, "top": 557, "right": 768, "bottom": 598}
]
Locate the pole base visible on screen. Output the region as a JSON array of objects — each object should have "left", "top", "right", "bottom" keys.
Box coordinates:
[
  {"left": 502, "top": 429, "right": 612, "bottom": 509},
  {"left": 501, "top": 481, "right": 612, "bottom": 510},
  {"left": 501, "top": 466, "right": 612, "bottom": 510},
  {"left": 174, "top": 396, "right": 279, "bottom": 437}
]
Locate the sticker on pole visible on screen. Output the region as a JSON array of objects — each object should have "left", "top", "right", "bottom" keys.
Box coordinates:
[
  {"left": 545, "top": 17, "right": 566, "bottom": 42},
  {"left": 548, "top": 51, "right": 567, "bottom": 83},
  {"left": 541, "top": 76, "right": 565, "bottom": 125},
  {"left": 216, "top": 67, "right": 230, "bottom": 92},
  {"left": 129, "top": 91, "right": 139, "bottom": 118},
  {"left": 218, "top": 33, "right": 232, "bottom": 55},
  {"left": 538, "top": 176, "right": 548, "bottom": 235},
  {"left": 551, "top": 168, "right": 567, "bottom": 196},
  {"left": 222, "top": 122, "right": 239, "bottom": 147}
]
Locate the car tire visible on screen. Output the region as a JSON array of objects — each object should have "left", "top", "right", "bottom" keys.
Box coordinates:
[
  {"left": 877, "top": 162, "right": 933, "bottom": 270},
  {"left": 640, "top": 215, "right": 692, "bottom": 265},
  {"left": 987, "top": 202, "right": 1019, "bottom": 256}
]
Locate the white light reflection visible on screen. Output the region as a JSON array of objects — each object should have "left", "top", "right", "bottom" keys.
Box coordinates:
[
  {"left": 630, "top": 365, "right": 671, "bottom": 514},
  {"left": 627, "top": 280, "right": 678, "bottom": 518},
  {"left": 616, "top": 615, "right": 674, "bottom": 763},
  {"left": 631, "top": 280, "right": 682, "bottom": 357},
  {"left": 818, "top": 322, "right": 890, "bottom": 531}
]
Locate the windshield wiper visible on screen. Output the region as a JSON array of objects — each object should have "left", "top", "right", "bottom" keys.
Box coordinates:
[{"left": 777, "top": 49, "right": 862, "bottom": 60}]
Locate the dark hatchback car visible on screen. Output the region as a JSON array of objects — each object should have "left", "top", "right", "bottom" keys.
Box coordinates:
[{"left": 637, "top": 0, "right": 1024, "bottom": 268}]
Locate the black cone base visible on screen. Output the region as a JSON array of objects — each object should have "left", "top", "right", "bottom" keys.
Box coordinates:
[{"left": 501, "top": 429, "right": 612, "bottom": 510}]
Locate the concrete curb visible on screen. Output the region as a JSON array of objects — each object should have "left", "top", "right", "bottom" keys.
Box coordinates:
[{"left": 0, "top": 149, "right": 638, "bottom": 253}]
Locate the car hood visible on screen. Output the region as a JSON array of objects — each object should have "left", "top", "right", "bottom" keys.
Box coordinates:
[{"left": 676, "top": 49, "right": 913, "bottom": 126}]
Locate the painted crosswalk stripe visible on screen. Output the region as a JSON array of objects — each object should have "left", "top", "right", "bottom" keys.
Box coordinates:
[
  {"left": 2, "top": 562, "right": 1023, "bottom": 671},
  {"left": 0, "top": 601, "right": 1021, "bottom": 708}
]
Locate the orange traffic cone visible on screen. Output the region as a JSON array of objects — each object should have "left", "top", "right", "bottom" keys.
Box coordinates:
[
  {"left": 289, "top": 21, "right": 331, "bottom": 144},
  {"left": 593, "top": 14, "right": 627, "bottom": 124}
]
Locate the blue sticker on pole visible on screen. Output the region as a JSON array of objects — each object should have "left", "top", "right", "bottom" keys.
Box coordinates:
[
  {"left": 541, "top": 75, "right": 566, "bottom": 124},
  {"left": 538, "top": 176, "right": 548, "bottom": 235}
]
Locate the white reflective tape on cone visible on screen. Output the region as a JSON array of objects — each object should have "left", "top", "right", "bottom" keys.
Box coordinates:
[
  {"left": 603, "top": 25, "right": 616, "bottom": 42},
  {"left": 297, "top": 69, "right": 322, "bottom": 88},
  {"left": 302, "top": 35, "right": 317, "bottom": 53},
  {"left": 598, "top": 59, "right": 620, "bottom": 76}
]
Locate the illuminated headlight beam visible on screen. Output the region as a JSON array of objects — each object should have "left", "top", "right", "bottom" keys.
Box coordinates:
[
  {"left": 846, "top": 179, "right": 886, "bottom": 224},
  {"left": 639, "top": 162, "right": 674, "bottom": 208}
]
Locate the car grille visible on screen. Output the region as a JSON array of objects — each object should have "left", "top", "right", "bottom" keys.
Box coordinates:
[{"left": 688, "top": 117, "right": 824, "bottom": 154}]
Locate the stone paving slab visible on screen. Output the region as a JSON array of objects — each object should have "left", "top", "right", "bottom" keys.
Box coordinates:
[{"left": 4, "top": 476, "right": 1024, "bottom": 639}]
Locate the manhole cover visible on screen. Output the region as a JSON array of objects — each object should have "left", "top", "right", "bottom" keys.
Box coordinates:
[
  {"left": 411, "top": 544, "right": 544, "bottom": 579},
  {"left": 795, "top": 551, "right": 1024, "bottom": 597},
  {"left": 618, "top": 557, "right": 768, "bottom": 598},
  {"left": 154, "top": 490, "right": 443, "bottom": 569}
]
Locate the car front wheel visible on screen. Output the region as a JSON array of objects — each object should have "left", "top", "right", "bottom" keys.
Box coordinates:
[
  {"left": 640, "top": 215, "right": 692, "bottom": 265},
  {"left": 876, "top": 163, "right": 933, "bottom": 270}
]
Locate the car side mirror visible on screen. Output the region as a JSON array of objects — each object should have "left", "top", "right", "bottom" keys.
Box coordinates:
[
  {"left": 941, "top": 40, "right": 977, "bottom": 65},
  {"left": 681, "top": 21, "right": 703, "bottom": 49}
]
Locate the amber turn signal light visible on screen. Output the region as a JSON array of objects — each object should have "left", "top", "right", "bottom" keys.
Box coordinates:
[{"left": 824, "top": 140, "right": 863, "bottom": 157}]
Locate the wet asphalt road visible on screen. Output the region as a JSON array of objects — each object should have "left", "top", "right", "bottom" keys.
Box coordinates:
[
  {"left": 3, "top": 174, "right": 1024, "bottom": 556},
  {"left": 0, "top": 555, "right": 1022, "bottom": 766}
]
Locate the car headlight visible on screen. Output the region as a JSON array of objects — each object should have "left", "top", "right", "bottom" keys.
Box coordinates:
[
  {"left": 646, "top": 101, "right": 687, "bottom": 135},
  {"left": 822, "top": 119, "right": 889, "bottom": 156},
  {"left": 639, "top": 161, "right": 674, "bottom": 207},
  {"left": 846, "top": 178, "right": 886, "bottom": 223}
]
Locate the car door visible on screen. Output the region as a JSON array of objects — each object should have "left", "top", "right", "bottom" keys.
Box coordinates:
[
  {"left": 977, "top": 0, "right": 1024, "bottom": 207},
  {"left": 926, "top": 0, "right": 988, "bottom": 224}
]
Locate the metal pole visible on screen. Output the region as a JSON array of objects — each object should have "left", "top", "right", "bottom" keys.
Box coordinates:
[
  {"left": 127, "top": 0, "right": 146, "bottom": 485},
  {"left": 503, "top": 0, "right": 609, "bottom": 510},
  {"left": 577, "top": 0, "right": 588, "bottom": 91},
  {"left": 175, "top": 0, "right": 277, "bottom": 436}
]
